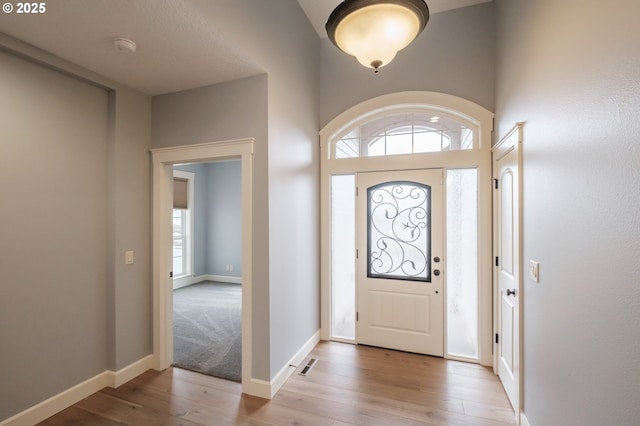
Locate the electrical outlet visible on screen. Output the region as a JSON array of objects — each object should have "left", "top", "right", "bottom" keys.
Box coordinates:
[
  {"left": 530, "top": 260, "right": 539, "bottom": 282},
  {"left": 125, "top": 251, "right": 134, "bottom": 265}
]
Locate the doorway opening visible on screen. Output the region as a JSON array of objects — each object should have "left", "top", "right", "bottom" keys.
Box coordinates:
[
  {"left": 171, "top": 161, "right": 242, "bottom": 382},
  {"left": 320, "top": 92, "right": 494, "bottom": 365},
  {"left": 151, "top": 139, "right": 254, "bottom": 394}
]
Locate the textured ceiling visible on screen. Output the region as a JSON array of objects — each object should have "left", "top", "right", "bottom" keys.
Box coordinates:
[
  {"left": 0, "top": 0, "right": 263, "bottom": 95},
  {"left": 0, "top": 0, "right": 491, "bottom": 96}
]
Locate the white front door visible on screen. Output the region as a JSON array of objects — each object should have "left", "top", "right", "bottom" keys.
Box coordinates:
[
  {"left": 494, "top": 140, "right": 521, "bottom": 414},
  {"left": 356, "top": 169, "right": 444, "bottom": 356}
]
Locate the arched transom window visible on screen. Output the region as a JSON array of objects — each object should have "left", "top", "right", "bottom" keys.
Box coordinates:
[{"left": 334, "top": 111, "right": 475, "bottom": 159}]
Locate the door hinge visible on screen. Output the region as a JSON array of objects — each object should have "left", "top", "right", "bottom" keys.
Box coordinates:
[
  {"left": 356, "top": 249, "right": 359, "bottom": 259},
  {"left": 356, "top": 186, "right": 359, "bottom": 196},
  {"left": 495, "top": 333, "right": 499, "bottom": 344},
  {"left": 495, "top": 256, "right": 499, "bottom": 267},
  {"left": 493, "top": 178, "right": 499, "bottom": 189},
  {"left": 356, "top": 312, "right": 359, "bottom": 322},
  {"left": 169, "top": 271, "right": 173, "bottom": 278}
]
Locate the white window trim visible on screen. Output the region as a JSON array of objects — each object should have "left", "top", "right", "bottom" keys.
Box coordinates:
[
  {"left": 172, "top": 169, "right": 195, "bottom": 287},
  {"left": 320, "top": 91, "right": 494, "bottom": 366}
]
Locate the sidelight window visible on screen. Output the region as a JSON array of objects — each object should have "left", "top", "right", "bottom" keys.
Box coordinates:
[{"left": 331, "top": 175, "right": 356, "bottom": 340}]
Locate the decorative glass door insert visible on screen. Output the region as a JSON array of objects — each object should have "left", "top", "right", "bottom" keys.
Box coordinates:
[{"left": 367, "top": 182, "right": 431, "bottom": 282}]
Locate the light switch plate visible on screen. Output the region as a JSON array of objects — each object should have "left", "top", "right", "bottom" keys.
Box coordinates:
[
  {"left": 125, "top": 251, "right": 134, "bottom": 265},
  {"left": 530, "top": 260, "right": 539, "bottom": 282}
]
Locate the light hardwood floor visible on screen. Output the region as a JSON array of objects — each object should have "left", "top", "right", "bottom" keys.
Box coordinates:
[{"left": 39, "top": 342, "right": 516, "bottom": 425}]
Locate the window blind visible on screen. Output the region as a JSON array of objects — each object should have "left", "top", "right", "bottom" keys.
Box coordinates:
[{"left": 173, "top": 177, "right": 188, "bottom": 209}]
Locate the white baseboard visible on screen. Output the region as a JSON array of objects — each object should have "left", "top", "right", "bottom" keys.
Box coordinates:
[
  {"left": 205, "top": 274, "right": 242, "bottom": 284},
  {"left": 0, "top": 372, "right": 111, "bottom": 426},
  {"left": 243, "top": 378, "right": 273, "bottom": 400},
  {"left": 107, "top": 355, "right": 154, "bottom": 388},
  {"left": 0, "top": 356, "right": 154, "bottom": 426},
  {"left": 270, "top": 330, "right": 320, "bottom": 398},
  {"left": 172, "top": 274, "right": 199, "bottom": 290},
  {"left": 173, "top": 274, "right": 242, "bottom": 290},
  {"left": 520, "top": 412, "right": 531, "bottom": 426},
  {"left": 2, "top": 330, "right": 317, "bottom": 424},
  {"left": 243, "top": 330, "right": 320, "bottom": 400}
]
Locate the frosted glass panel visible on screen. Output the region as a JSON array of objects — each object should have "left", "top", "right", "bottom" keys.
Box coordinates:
[
  {"left": 446, "top": 169, "right": 478, "bottom": 359},
  {"left": 331, "top": 175, "right": 356, "bottom": 340}
]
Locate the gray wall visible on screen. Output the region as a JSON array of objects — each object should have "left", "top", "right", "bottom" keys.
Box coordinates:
[
  {"left": 206, "top": 161, "right": 242, "bottom": 276},
  {"left": 110, "top": 79, "right": 152, "bottom": 373},
  {"left": 494, "top": 0, "right": 640, "bottom": 424},
  {"left": 0, "top": 40, "right": 151, "bottom": 421},
  {"left": 161, "top": 0, "right": 321, "bottom": 381},
  {"left": 174, "top": 161, "right": 242, "bottom": 278},
  {"left": 319, "top": 2, "right": 496, "bottom": 127},
  {"left": 153, "top": 74, "right": 271, "bottom": 379},
  {"left": 0, "top": 50, "right": 108, "bottom": 419}
]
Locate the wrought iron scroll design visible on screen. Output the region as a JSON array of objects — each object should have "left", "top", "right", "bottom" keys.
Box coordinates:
[{"left": 367, "top": 181, "right": 431, "bottom": 282}]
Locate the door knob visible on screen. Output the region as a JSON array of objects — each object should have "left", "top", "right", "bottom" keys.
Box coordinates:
[
  {"left": 433, "top": 269, "right": 440, "bottom": 276},
  {"left": 506, "top": 289, "right": 516, "bottom": 296}
]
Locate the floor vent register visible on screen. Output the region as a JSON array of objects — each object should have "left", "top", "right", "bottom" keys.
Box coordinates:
[{"left": 298, "top": 358, "right": 318, "bottom": 376}]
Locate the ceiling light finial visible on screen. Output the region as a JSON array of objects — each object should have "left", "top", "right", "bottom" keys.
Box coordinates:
[{"left": 326, "top": 0, "right": 429, "bottom": 73}]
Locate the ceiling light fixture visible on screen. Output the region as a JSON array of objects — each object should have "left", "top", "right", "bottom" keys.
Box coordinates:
[{"left": 326, "top": 0, "right": 429, "bottom": 73}]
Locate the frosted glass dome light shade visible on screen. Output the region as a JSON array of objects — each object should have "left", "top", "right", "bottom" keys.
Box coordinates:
[{"left": 326, "top": 0, "right": 429, "bottom": 72}]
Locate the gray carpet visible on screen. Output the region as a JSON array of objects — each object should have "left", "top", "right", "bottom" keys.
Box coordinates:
[{"left": 173, "top": 281, "right": 241, "bottom": 382}]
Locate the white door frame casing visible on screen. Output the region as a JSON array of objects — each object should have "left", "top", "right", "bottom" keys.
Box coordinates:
[
  {"left": 320, "top": 91, "right": 494, "bottom": 366},
  {"left": 492, "top": 123, "right": 524, "bottom": 422},
  {"left": 150, "top": 139, "right": 254, "bottom": 393}
]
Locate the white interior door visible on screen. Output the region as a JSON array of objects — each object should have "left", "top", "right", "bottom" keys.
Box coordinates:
[
  {"left": 356, "top": 169, "right": 444, "bottom": 356},
  {"left": 494, "top": 142, "right": 521, "bottom": 414}
]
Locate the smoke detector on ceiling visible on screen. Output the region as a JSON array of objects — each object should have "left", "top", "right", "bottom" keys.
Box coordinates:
[{"left": 113, "top": 37, "right": 137, "bottom": 53}]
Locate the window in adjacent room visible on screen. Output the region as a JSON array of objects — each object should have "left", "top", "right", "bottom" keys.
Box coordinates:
[{"left": 173, "top": 170, "right": 194, "bottom": 278}]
